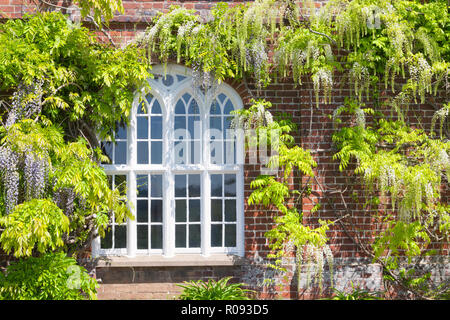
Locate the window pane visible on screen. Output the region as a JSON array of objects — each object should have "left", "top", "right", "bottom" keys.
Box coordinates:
[
  {"left": 188, "top": 116, "right": 200, "bottom": 139},
  {"left": 151, "top": 116, "right": 162, "bottom": 139},
  {"left": 175, "top": 200, "right": 186, "bottom": 222},
  {"left": 137, "top": 141, "right": 149, "bottom": 164},
  {"left": 188, "top": 99, "right": 199, "bottom": 114},
  {"left": 211, "top": 224, "right": 222, "bottom": 247},
  {"left": 151, "top": 225, "right": 163, "bottom": 249},
  {"left": 175, "top": 225, "right": 186, "bottom": 248},
  {"left": 188, "top": 174, "right": 201, "bottom": 197},
  {"left": 175, "top": 175, "right": 186, "bottom": 197},
  {"left": 225, "top": 225, "right": 236, "bottom": 247},
  {"left": 115, "top": 225, "right": 127, "bottom": 248},
  {"left": 210, "top": 101, "right": 221, "bottom": 115},
  {"left": 114, "top": 175, "right": 127, "bottom": 195},
  {"left": 136, "top": 175, "right": 148, "bottom": 198},
  {"left": 174, "top": 116, "right": 186, "bottom": 132},
  {"left": 136, "top": 200, "right": 148, "bottom": 223},
  {"left": 101, "top": 142, "right": 112, "bottom": 164},
  {"left": 137, "top": 101, "right": 146, "bottom": 114},
  {"left": 224, "top": 99, "right": 234, "bottom": 115},
  {"left": 151, "top": 200, "right": 163, "bottom": 223},
  {"left": 175, "top": 100, "right": 185, "bottom": 114},
  {"left": 189, "top": 225, "right": 201, "bottom": 248},
  {"left": 174, "top": 141, "right": 187, "bottom": 164},
  {"left": 191, "top": 141, "right": 201, "bottom": 164},
  {"left": 116, "top": 124, "right": 127, "bottom": 140},
  {"left": 114, "top": 141, "right": 127, "bottom": 165},
  {"left": 210, "top": 116, "right": 222, "bottom": 131},
  {"left": 137, "top": 225, "right": 148, "bottom": 250},
  {"left": 189, "top": 199, "right": 200, "bottom": 222},
  {"left": 162, "top": 74, "right": 174, "bottom": 87},
  {"left": 151, "top": 100, "right": 162, "bottom": 114},
  {"left": 137, "top": 117, "right": 148, "bottom": 139},
  {"left": 211, "top": 200, "right": 222, "bottom": 222},
  {"left": 224, "top": 174, "right": 236, "bottom": 197},
  {"left": 150, "top": 174, "right": 163, "bottom": 197},
  {"left": 151, "top": 141, "right": 162, "bottom": 164},
  {"left": 225, "top": 200, "right": 236, "bottom": 222},
  {"left": 211, "top": 175, "right": 222, "bottom": 197},
  {"left": 101, "top": 228, "right": 112, "bottom": 249}
]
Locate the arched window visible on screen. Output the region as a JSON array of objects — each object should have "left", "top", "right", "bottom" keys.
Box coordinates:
[{"left": 94, "top": 64, "right": 244, "bottom": 257}]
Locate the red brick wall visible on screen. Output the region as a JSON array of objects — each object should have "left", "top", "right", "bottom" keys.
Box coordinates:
[{"left": 1, "top": 0, "right": 448, "bottom": 300}]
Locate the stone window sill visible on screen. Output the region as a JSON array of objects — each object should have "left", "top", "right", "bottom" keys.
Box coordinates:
[{"left": 94, "top": 254, "right": 246, "bottom": 268}]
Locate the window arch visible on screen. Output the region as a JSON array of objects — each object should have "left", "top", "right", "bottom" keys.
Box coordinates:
[{"left": 94, "top": 64, "right": 244, "bottom": 257}]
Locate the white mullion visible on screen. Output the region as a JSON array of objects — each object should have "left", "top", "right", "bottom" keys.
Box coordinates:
[
  {"left": 127, "top": 104, "right": 137, "bottom": 258},
  {"left": 201, "top": 102, "right": 210, "bottom": 256},
  {"left": 236, "top": 165, "right": 245, "bottom": 256},
  {"left": 163, "top": 94, "right": 175, "bottom": 257}
]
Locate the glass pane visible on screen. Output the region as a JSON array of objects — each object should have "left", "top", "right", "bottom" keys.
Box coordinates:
[
  {"left": 225, "top": 225, "right": 236, "bottom": 247},
  {"left": 151, "top": 225, "right": 163, "bottom": 249},
  {"left": 210, "top": 101, "right": 221, "bottom": 115},
  {"left": 175, "top": 225, "right": 186, "bottom": 248},
  {"left": 188, "top": 99, "right": 199, "bottom": 114},
  {"left": 151, "top": 100, "right": 162, "bottom": 114},
  {"left": 211, "top": 174, "right": 222, "bottom": 197},
  {"left": 136, "top": 175, "right": 148, "bottom": 198},
  {"left": 151, "top": 200, "right": 163, "bottom": 223},
  {"left": 101, "top": 142, "right": 113, "bottom": 164},
  {"left": 162, "top": 74, "right": 174, "bottom": 87},
  {"left": 137, "top": 225, "right": 148, "bottom": 249},
  {"left": 218, "top": 93, "right": 227, "bottom": 104},
  {"left": 210, "top": 141, "right": 223, "bottom": 165},
  {"left": 150, "top": 175, "right": 163, "bottom": 197},
  {"left": 175, "top": 200, "right": 186, "bottom": 222},
  {"left": 211, "top": 199, "right": 222, "bottom": 222},
  {"left": 189, "top": 225, "right": 201, "bottom": 248},
  {"left": 114, "top": 175, "right": 127, "bottom": 195},
  {"left": 175, "top": 175, "right": 186, "bottom": 197},
  {"left": 175, "top": 100, "right": 185, "bottom": 114},
  {"left": 137, "top": 101, "right": 146, "bottom": 114},
  {"left": 137, "top": 141, "right": 149, "bottom": 164},
  {"left": 116, "top": 124, "right": 127, "bottom": 139},
  {"left": 210, "top": 116, "right": 222, "bottom": 131},
  {"left": 151, "top": 116, "right": 162, "bottom": 139},
  {"left": 115, "top": 225, "right": 127, "bottom": 248},
  {"left": 224, "top": 174, "right": 236, "bottom": 197},
  {"left": 174, "top": 116, "right": 186, "bottom": 131},
  {"left": 189, "top": 199, "right": 200, "bottom": 222},
  {"left": 137, "top": 117, "right": 148, "bottom": 139},
  {"left": 114, "top": 141, "right": 127, "bottom": 165},
  {"left": 151, "top": 141, "right": 162, "bottom": 164},
  {"left": 174, "top": 141, "right": 187, "bottom": 164},
  {"left": 101, "top": 227, "right": 112, "bottom": 249},
  {"left": 188, "top": 116, "right": 200, "bottom": 140},
  {"left": 176, "top": 75, "right": 187, "bottom": 82},
  {"left": 191, "top": 141, "right": 201, "bottom": 164},
  {"left": 188, "top": 174, "right": 201, "bottom": 197},
  {"left": 225, "top": 200, "right": 236, "bottom": 222},
  {"left": 224, "top": 99, "right": 234, "bottom": 114},
  {"left": 136, "top": 200, "right": 148, "bottom": 223},
  {"left": 182, "top": 93, "right": 191, "bottom": 104},
  {"left": 211, "top": 224, "right": 222, "bottom": 247}
]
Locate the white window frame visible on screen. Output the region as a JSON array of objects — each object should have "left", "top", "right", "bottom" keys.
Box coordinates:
[{"left": 92, "top": 64, "right": 245, "bottom": 258}]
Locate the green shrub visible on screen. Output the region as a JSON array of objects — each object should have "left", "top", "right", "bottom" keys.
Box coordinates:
[
  {"left": 177, "top": 277, "right": 254, "bottom": 300},
  {"left": 0, "top": 252, "right": 98, "bottom": 300}
]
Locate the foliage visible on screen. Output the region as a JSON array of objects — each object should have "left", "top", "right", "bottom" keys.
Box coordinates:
[
  {"left": 177, "top": 277, "right": 253, "bottom": 300},
  {"left": 233, "top": 99, "right": 334, "bottom": 292},
  {"left": 0, "top": 12, "right": 150, "bottom": 143},
  {"left": 0, "top": 252, "right": 97, "bottom": 300},
  {"left": 0, "top": 199, "right": 69, "bottom": 258},
  {"left": 332, "top": 100, "right": 449, "bottom": 299},
  {"left": 0, "top": 119, "right": 132, "bottom": 258},
  {"left": 328, "top": 282, "right": 383, "bottom": 300}
]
